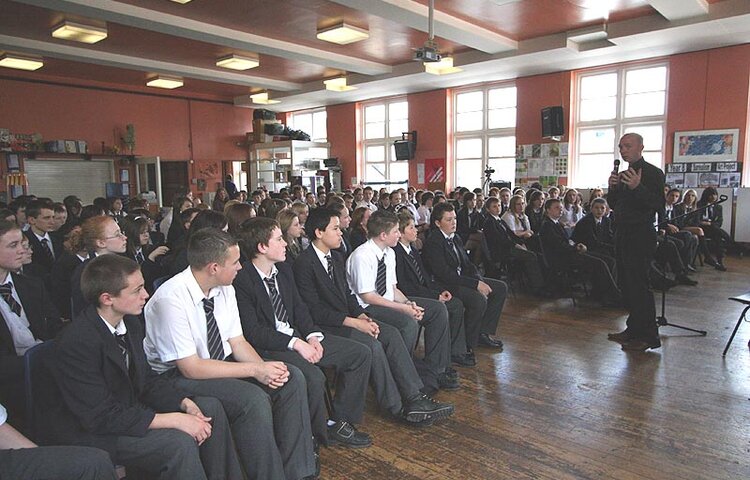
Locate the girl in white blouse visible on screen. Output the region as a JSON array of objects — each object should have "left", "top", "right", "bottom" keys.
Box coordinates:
[
  {"left": 500, "top": 195, "right": 534, "bottom": 241},
  {"left": 560, "top": 188, "right": 584, "bottom": 237}
]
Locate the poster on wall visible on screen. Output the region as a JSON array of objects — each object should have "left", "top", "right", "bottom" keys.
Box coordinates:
[
  {"left": 515, "top": 142, "right": 568, "bottom": 188},
  {"left": 425, "top": 158, "right": 445, "bottom": 184},
  {"left": 673, "top": 129, "right": 739, "bottom": 163}
]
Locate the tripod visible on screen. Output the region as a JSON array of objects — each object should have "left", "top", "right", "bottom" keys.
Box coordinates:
[
  {"left": 481, "top": 170, "right": 493, "bottom": 196},
  {"left": 652, "top": 261, "right": 707, "bottom": 335}
]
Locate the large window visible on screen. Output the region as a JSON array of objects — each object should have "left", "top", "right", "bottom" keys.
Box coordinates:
[
  {"left": 573, "top": 64, "right": 668, "bottom": 187},
  {"left": 288, "top": 108, "right": 327, "bottom": 142},
  {"left": 453, "top": 85, "right": 517, "bottom": 190},
  {"left": 361, "top": 99, "right": 409, "bottom": 184}
]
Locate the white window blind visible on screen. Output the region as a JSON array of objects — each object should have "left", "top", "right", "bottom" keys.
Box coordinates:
[{"left": 25, "top": 158, "right": 114, "bottom": 203}]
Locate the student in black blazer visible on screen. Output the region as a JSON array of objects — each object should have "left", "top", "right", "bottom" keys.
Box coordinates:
[
  {"left": 697, "top": 187, "right": 730, "bottom": 268},
  {"left": 294, "top": 208, "right": 452, "bottom": 426},
  {"left": 47, "top": 255, "right": 242, "bottom": 479},
  {"left": 329, "top": 203, "right": 353, "bottom": 259},
  {"left": 0, "top": 220, "right": 62, "bottom": 426},
  {"left": 571, "top": 198, "right": 617, "bottom": 277},
  {"left": 482, "top": 197, "right": 545, "bottom": 294},
  {"left": 393, "top": 212, "right": 474, "bottom": 367},
  {"left": 23, "top": 199, "right": 63, "bottom": 276},
  {"left": 234, "top": 217, "right": 373, "bottom": 448},
  {"left": 539, "top": 199, "right": 621, "bottom": 305},
  {"left": 421, "top": 203, "right": 507, "bottom": 351}
]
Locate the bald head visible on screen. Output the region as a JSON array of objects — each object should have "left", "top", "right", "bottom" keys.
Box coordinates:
[{"left": 618, "top": 133, "right": 645, "bottom": 163}]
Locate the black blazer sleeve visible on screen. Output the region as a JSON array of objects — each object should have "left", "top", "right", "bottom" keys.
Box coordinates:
[
  {"left": 421, "top": 231, "right": 479, "bottom": 290},
  {"left": 292, "top": 250, "right": 348, "bottom": 327},
  {"left": 393, "top": 244, "right": 438, "bottom": 299},
  {"left": 276, "top": 263, "right": 318, "bottom": 338},
  {"left": 234, "top": 266, "right": 293, "bottom": 352}
]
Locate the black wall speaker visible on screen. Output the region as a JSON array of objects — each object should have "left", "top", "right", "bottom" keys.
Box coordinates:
[{"left": 541, "top": 106, "right": 564, "bottom": 138}]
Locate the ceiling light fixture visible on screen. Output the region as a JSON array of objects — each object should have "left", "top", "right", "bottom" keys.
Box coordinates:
[
  {"left": 250, "top": 91, "right": 280, "bottom": 105},
  {"left": 323, "top": 76, "right": 357, "bottom": 92},
  {"left": 424, "top": 56, "right": 462, "bottom": 75},
  {"left": 170, "top": 0, "right": 193, "bottom": 4},
  {"left": 0, "top": 53, "right": 44, "bottom": 71},
  {"left": 316, "top": 22, "right": 369, "bottom": 45},
  {"left": 216, "top": 53, "right": 260, "bottom": 70},
  {"left": 146, "top": 75, "right": 184, "bottom": 89},
  {"left": 51, "top": 21, "right": 108, "bottom": 44}
]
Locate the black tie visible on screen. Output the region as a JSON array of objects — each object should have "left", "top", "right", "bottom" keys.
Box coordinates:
[
  {"left": 114, "top": 331, "right": 130, "bottom": 370},
  {"left": 375, "top": 255, "right": 387, "bottom": 296},
  {"left": 40, "top": 238, "right": 54, "bottom": 260},
  {"left": 202, "top": 298, "right": 225, "bottom": 360},
  {"left": 446, "top": 238, "right": 459, "bottom": 262},
  {"left": 325, "top": 254, "right": 334, "bottom": 280},
  {"left": 595, "top": 221, "right": 602, "bottom": 236},
  {"left": 408, "top": 248, "right": 426, "bottom": 286},
  {"left": 264, "top": 274, "right": 290, "bottom": 327},
  {"left": 0, "top": 283, "right": 21, "bottom": 316},
  {"left": 135, "top": 250, "right": 145, "bottom": 265}
]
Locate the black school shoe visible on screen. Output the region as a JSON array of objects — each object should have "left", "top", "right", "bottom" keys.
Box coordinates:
[
  {"left": 438, "top": 369, "right": 460, "bottom": 390},
  {"left": 327, "top": 421, "right": 372, "bottom": 448},
  {"left": 402, "top": 393, "right": 454, "bottom": 425},
  {"left": 621, "top": 337, "right": 662, "bottom": 351},
  {"left": 478, "top": 333, "right": 504, "bottom": 349}
]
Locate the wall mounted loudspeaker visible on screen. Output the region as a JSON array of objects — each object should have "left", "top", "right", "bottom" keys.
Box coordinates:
[{"left": 541, "top": 106, "right": 564, "bottom": 139}]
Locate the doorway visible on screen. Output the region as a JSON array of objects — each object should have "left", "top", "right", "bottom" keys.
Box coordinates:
[{"left": 160, "top": 161, "right": 189, "bottom": 207}]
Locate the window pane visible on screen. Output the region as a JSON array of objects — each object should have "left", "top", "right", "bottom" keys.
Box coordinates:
[
  {"left": 580, "top": 97, "right": 616, "bottom": 121},
  {"left": 312, "top": 111, "right": 327, "bottom": 141},
  {"left": 488, "top": 136, "right": 516, "bottom": 157},
  {"left": 488, "top": 87, "right": 516, "bottom": 109},
  {"left": 456, "top": 112, "right": 483, "bottom": 132},
  {"left": 579, "top": 128, "right": 615, "bottom": 154},
  {"left": 293, "top": 113, "right": 312, "bottom": 137},
  {"left": 487, "top": 157, "right": 516, "bottom": 185},
  {"left": 626, "top": 66, "right": 666, "bottom": 94},
  {"left": 365, "top": 163, "right": 387, "bottom": 182},
  {"left": 365, "top": 145, "right": 385, "bottom": 163},
  {"left": 389, "top": 161, "right": 409, "bottom": 182},
  {"left": 365, "top": 104, "right": 385, "bottom": 122},
  {"left": 456, "top": 91, "right": 483, "bottom": 113},
  {"left": 389, "top": 119, "right": 409, "bottom": 138},
  {"left": 365, "top": 121, "right": 385, "bottom": 140},
  {"left": 580, "top": 73, "right": 617, "bottom": 99},
  {"left": 456, "top": 138, "right": 482, "bottom": 159},
  {"left": 389, "top": 101, "right": 408, "bottom": 120},
  {"left": 624, "top": 124, "right": 663, "bottom": 151},
  {"left": 456, "top": 160, "right": 482, "bottom": 189},
  {"left": 488, "top": 107, "right": 516, "bottom": 129},
  {"left": 624, "top": 92, "right": 665, "bottom": 117},
  {"left": 576, "top": 154, "right": 612, "bottom": 188}
]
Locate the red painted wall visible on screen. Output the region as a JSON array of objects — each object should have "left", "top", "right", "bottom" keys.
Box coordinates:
[
  {"left": 408, "top": 89, "right": 448, "bottom": 190},
  {"left": 516, "top": 71, "right": 572, "bottom": 146},
  {"left": 326, "top": 102, "right": 358, "bottom": 188}
]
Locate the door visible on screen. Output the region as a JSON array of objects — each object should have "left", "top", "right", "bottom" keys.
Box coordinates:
[
  {"left": 135, "top": 156, "right": 162, "bottom": 207},
  {"left": 160, "top": 161, "right": 190, "bottom": 207}
]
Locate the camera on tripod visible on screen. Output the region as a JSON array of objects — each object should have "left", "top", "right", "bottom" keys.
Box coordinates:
[{"left": 484, "top": 167, "right": 495, "bottom": 176}]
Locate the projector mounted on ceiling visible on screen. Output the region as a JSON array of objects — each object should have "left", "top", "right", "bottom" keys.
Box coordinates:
[{"left": 412, "top": 0, "right": 442, "bottom": 63}]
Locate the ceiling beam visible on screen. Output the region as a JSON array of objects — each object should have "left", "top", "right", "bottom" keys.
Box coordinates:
[
  {"left": 14, "top": 0, "right": 392, "bottom": 76},
  {"left": 0, "top": 34, "right": 302, "bottom": 91},
  {"left": 327, "top": 0, "right": 517, "bottom": 54},
  {"left": 647, "top": 0, "right": 709, "bottom": 21}
]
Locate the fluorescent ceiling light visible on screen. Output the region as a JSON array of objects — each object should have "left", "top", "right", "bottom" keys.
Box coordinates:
[
  {"left": 216, "top": 54, "right": 259, "bottom": 70},
  {"left": 250, "top": 91, "right": 280, "bottom": 105},
  {"left": 323, "top": 76, "right": 357, "bottom": 92},
  {"left": 566, "top": 24, "right": 608, "bottom": 44},
  {"left": 316, "top": 22, "right": 369, "bottom": 45},
  {"left": 424, "top": 56, "right": 462, "bottom": 75},
  {"left": 0, "top": 53, "right": 44, "bottom": 71},
  {"left": 170, "top": 0, "right": 193, "bottom": 3},
  {"left": 146, "top": 75, "right": 183, "bottom": 89},
  {"left": 51, "top": 21, "right": 108, "bottom": 44}
]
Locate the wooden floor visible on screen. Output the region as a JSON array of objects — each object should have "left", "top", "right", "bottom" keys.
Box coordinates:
[{"left": 320, "top": 255, "right": 750, "bottom": 479}]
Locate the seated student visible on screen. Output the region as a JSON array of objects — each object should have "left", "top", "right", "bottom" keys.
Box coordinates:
[
  {"left": 572, "top": 198, "right": 615, "bottom": 257},
  {"left": 277, "top": 210, "right": 304, "bottom": 264},
  {"left": 483, "top": 197, "right": 545, "bottom": 295},
  {"left": 0, "top": 220, "right": 62, "bottom": 425},
  {"left": 49, "top": 226, "right": 89, "bottom": 319},
  {"left": 498, "top": 188, "right": 512, "bottom": 215},
  {"left": 349, "top": 206, "right": 371, "bottom": 251},
  {"left": 329, "top": 203, "right": 353, "bottom": 258},
  {"left": 143, "top": 228, "right": 317, "bottom": 480},
  {"left": 108, "top": 197, "right": 126, "bottom": 223},
  {"left": 501, "top": 195, "right": 538, "bottom": 251},
  {"left": 525, "top": 189, "right": 546, "bottom": 234},
  {"left": 417, "top": 191, "right": 434, "bottom": 231},
  {"left": 661, "top": 188, "right": 698, "bottom": 272},
  {"left": 50, "top": 202, "right": 68, "bottom": 244},
  {"left": 164, "top": 210, "right": 225, "bottom": 278},
  {"left": 421, "top": 202, "right": 507, "bottom": 351},
  {"left": 394, "top": 211, "right": 475, "bottom": 367},
  {"left": 675, "top": 189, "right": 722, "bottom": 270},
  {"left": 121, "top": 216, "right": 169, "bottom": 294},
  {"left": 23, "top": 199, "right": 62, "bottom": 276},
  {"left": 654, "top": 232, "right": 698, "bottom": 287},
  {"left": 294, "top": 208, "right": 453, "bottom": 426},
  {"left": 346, "top": 210, "right": 457, "bottom": 395},
  {"left": 456, "top": 192, "right": 486, "bottom": 264},
  {"left": 234, "top": 217, "right": 373, "bottom": 447},
  {"left": 697, "top": 187, "right": 731, "bottom": 268},
  {"left": 560, "top": 188, "right": 584, "bottom": 238},
  {"left": 50, "top": 255, "right": 243, "bottom": 479},
  {"left": 0, "top": 402, "right": 117, "bottom": 480},
  {"left": 539, "top": 198, "right": 622, "bottom": 306}
]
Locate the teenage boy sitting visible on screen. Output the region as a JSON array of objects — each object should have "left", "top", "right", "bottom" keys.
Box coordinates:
[
  {"left": 293, "top": 208, "right": 453, "bottom": 426},
  {"left": 51, "top": 254, "right": 243, "bottom": 479},
  {"left": 143, "top": 228, "right": 317, "bottom": 480},
  {"left": 346, "top": 210, "right": 457, "bottom": 396},
  {"left": 234, "top": 217, "right": 373, "bottom": 448}
]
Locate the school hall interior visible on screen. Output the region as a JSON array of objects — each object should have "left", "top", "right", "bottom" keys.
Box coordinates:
[{"left": 1, "top": 1, "right": 750, "bottom": 479}]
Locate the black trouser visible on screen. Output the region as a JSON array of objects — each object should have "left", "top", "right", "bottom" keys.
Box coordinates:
[
  {"left": 667, "top": 231, "right": 697, "bottom": 268},
  {"left": 616, "top": 225, "right": 658, "bottom": 341},
  {"left": 448, "top": 278, "right": 507, "bottom": 348}
]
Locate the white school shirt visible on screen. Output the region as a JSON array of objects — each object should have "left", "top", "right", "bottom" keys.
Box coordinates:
[
  {"left": 144, "top": 267, "right": 243, "bottom": 374},
  {"left": 0, "top": 272, "right": 40, "bottom": 355},
  {"left": 346, "top": 239, "right": 397, "bottom": 308}
]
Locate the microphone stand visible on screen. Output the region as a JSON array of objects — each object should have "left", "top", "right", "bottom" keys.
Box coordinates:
[{"left": 649, "top": 197, "right": 726, "bottom": 337}]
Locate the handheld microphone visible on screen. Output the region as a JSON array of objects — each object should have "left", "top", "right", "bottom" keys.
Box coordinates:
[{"left": 612, "top": 159, "right": 620, "bottom": 174}]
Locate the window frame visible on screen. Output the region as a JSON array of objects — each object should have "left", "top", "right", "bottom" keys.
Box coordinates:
[
  {"left": 360, "top": 97, "right": 409, "bottom": 184},
  {"left": 288, "top": 107, "right": 327, "bottom": 142},
  {"left": 452, "top": 83, "right": 517, "bottom": 191},
  {"left": 572, "top": 62, "right": 669, "bottom": 188}
]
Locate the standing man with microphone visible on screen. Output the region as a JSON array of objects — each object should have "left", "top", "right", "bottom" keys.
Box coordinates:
[{"left": 607, "top": 133, "right": 665, "bottom": 351}]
